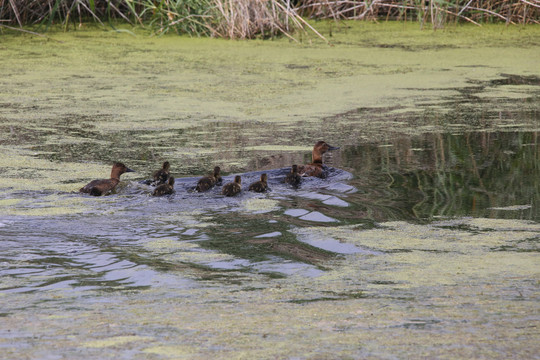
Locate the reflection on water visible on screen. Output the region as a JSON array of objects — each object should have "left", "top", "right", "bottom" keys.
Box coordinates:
[
  {"left": 1, "top": 130, "right": 537, "bottom": 295},
  {"left": 343, "top": 131, "right": 539, "bottom": 221},
  {"left": 1, "top": 118, "right": 539, "bottom": 358}
]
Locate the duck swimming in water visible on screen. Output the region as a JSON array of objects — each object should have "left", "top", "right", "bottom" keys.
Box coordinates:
[
  {"left": 152, "top": 176, "right": 175, "bottom": 196},
  {"left": 222, "top": 175, "right": 242, "bottom": 197},
  {"left": 248, "top": 173, "right": 268, "bottom": 193},
  {"left": 80, "top": 162, "right": 134, "bottom": 196},
  {"left": 297, "top": 141, "right": 339, "bottom": 178},
  {"left": 152, "top": 161, "right": 171, "bottom": 186},
  {"left": 195, "top": 166, "right": 222, "bottom": 192},
  {"left": 284, "top": 164, "right": 301, "bottom": 187}
]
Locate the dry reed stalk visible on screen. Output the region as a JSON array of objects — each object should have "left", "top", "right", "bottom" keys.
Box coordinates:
[
  {"left": 1, "top": 0, "right": 538, "bottom": 34},
  {"left": 210, "top": 0, "right": 328, "bottom": 42},
  {"left": 521, "top": 0, "right": 540, "bottom": 9},
  {"left": 358, "top": 0, "right": 381, "bottom": 20},
  {"left": 294, "top": 0, "right": 539, "bottom": 25},
  {"left": 8, "top": 0, "right": 22, "bottom": 26},
  {"left": 273, "top": 0, "right": 329, "bottom": 41}
]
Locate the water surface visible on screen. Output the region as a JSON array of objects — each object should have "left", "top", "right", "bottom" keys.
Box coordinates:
[{"left": 0, "top": 23, "right": 539, "bottom": 359}]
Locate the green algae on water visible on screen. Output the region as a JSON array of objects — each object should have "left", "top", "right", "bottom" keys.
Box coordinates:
[{"left": 0, "top": 22, "right": 539, "bottom": 360}]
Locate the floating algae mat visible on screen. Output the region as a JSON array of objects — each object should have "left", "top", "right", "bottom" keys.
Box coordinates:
[{"left": 0, "top": 22, "right": 539, "bottom": 358}]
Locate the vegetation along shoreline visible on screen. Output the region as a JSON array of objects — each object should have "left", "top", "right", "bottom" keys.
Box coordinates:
[{"left": 2, "top": 0, "right": 539, "bottom": 40}]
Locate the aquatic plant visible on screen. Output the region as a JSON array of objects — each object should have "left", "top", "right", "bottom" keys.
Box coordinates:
[
  {"left": 0, "top": 0, "right": 141, "bottom": 31},
  {"left": 139, "top": 0, "right": 212, "bottom": 36},
  {"left": 0, "top": 0, "right": 325, "bottom": 40},
  {"left": 209, "top": 0, "right": 320, "bottom": 40},
  {"left": 295, "top": 0, "right": 540, "bottom": 27},
  {"left": 1, "top": 0, "right": 538, "bottom": 36}
]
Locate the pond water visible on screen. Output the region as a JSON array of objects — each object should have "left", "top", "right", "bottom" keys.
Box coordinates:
[{"left": 0, "top": 23, "right": 539, "bottom": 359}]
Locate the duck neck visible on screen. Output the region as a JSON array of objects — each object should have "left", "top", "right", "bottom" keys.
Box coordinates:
[
  {"left": 110, "top": 170, "right": 122, "bottom": 181},
  {"left": 312, "top": 150, "right": 324, "bottom": 164}
]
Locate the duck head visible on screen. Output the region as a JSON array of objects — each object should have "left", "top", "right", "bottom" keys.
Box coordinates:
[
  {"left": 111, "top": 162, "right": 135, "bottom": 179},
  {"left": 312, "top": 141, "right": 339, "bottom": 164},
  {"left": 314, "top": 141, "right": 339, "bottom": 155}
]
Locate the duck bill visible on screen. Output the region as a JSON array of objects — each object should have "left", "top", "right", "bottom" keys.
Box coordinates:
[
  {"left": 126, "top": 168, "right": 135, "bottom": 173},
  {"left": 327, "top": 145, "right": 340, "bottom": 151}
]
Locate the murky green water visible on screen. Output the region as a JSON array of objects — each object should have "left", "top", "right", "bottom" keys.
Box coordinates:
[{"left": 1, "top": 23, "right": 539, "bottom": 359}]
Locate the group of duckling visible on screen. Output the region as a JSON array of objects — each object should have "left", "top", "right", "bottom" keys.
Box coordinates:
[{"left": 79, "top": 141, "right": 339, "bottom": 197}]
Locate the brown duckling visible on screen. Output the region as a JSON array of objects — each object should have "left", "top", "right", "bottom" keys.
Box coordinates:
[
  {"left": 297, "top": 141, "right": 339, "bottom": 178},
  {"left": 222, "top": 175, "right": 242, "bottom": 197},
  {"left": 80, "top": 162, "right": 134, "bottom": 196},
  {"left": 152, "top": 176, "right": 175, "bottom": 196},
  {"left": 284, "top": 164, "right": 301, "bottom": 187},
  {"left": 152, "top": 161, "right": 171, "bottom": 186},
  {"left": 248, "top": 173, "right": 268, "bottom": 193},
  {"left": 196, "top": 166, "right": 222, "bottom": 192}
]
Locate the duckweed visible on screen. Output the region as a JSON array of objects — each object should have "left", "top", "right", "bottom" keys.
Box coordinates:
[{"left": 0, "top": 22, "right": 538, "bottom": 359}]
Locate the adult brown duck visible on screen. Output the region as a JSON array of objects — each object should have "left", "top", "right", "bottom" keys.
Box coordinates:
[
  {"left": 297, "top": 141, "right": 339, "bottom": 178},
  {"left": 80, "top": 162, "right": 134, "bottom": 196}
]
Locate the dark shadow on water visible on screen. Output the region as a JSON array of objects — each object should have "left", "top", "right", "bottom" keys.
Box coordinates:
[{"left": 488, "top": 74, "right": 540, "bottom": 87}]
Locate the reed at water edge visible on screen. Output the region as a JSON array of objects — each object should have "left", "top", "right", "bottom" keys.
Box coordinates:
[
  {"left": 295, "top": 0, "right": 540, "bottom": 28},
  {"left": 1, "top": 0, "right": 538, "bottom": 38}
]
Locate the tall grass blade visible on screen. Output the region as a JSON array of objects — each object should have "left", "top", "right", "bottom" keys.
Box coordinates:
[
  {"left": 2, "top": 0, "right": 539, "bottom": 36},
  {"left": 8, "top": 0, "right": 22, "bottom": 26}
]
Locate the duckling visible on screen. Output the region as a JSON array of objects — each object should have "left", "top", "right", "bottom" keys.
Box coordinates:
[
  {"left": 297, "top": 141, "right": 339, "bottom": 178},
  {"left": 195, "top": 166, "right": 222, "bottom": 192},
  {"left": 152, "top": 161, "right": 171, "bottom": 186},
  {"left": 248, "top": 173, "right": 268, "bottom": 193},
  {"left": 80, "top": 162, "right": 134, "bottom": 196},
  {"left": 222, "top": 175, "right": 242, "bottom": 197},
  {"left": 152, "top": 176, "right": 175, "bottom": 196},
  {"left": 284, "top": 164, "right": 301, "bottom": 187}
]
